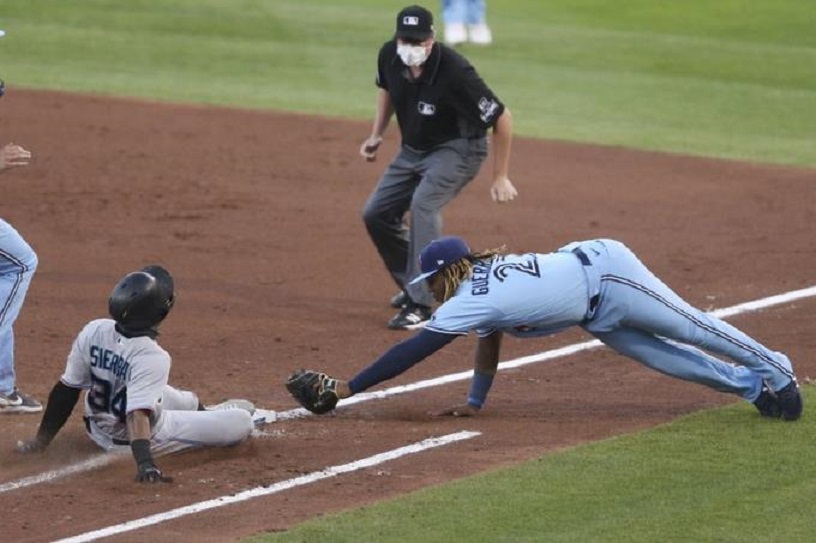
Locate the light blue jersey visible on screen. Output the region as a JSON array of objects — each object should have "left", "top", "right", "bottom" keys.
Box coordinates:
[
  {"left": 427, "top": 251, "right": 590, "bottom": 339},
  {"left": 427, "top": 238, "right": 796, "bottom": 401}
]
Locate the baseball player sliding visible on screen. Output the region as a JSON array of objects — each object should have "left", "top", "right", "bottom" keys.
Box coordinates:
[
  {"left": 17, "top": 266, "right": 256, "bottom": 483},
  {"left": 287, "top": 236, "right": 802, "bottom": 421}
]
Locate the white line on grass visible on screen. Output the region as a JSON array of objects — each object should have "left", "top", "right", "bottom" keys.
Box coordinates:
[
  {"left": 53, "top": 430, "right": 480, "bottom": 543},
  {"left": 3, "top": 284, "right": 815, "bottom": 492}
]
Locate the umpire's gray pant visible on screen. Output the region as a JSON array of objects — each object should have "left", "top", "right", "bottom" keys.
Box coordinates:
[{"left": 362, "top": 137, "right": 487, "bottom": 308}]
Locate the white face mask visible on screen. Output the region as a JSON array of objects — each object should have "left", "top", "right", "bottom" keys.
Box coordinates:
[{"left": 397, "top": 43, "right": 429, "bottom": 67}]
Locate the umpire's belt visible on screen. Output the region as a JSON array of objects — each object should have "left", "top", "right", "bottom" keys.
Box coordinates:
[
  {"left": 572, "top": 247, "right": 600, "bottom": 319},
  {"left": 84, "top": 416, "right": 130, "bottom": 446}
]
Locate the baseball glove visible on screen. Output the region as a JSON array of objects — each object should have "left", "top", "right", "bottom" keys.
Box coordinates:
[{"left": 285, "top": 369, "right": 340, "bottom": 415}]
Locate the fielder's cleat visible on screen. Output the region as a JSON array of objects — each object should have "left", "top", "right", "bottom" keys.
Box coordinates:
[
  {"left": 753, "top": 382, "right": 781, "bottom": 418},
  {"left": 207, "top": 398, "right": 256, "bottom": 416},
  {"left": 390, "top": 290, "right": 409, "bottom": 308},
  {"left": 388, "top": 302, "right": 431, "bottom": 330},
  {"left": 775, "top": 380, "right": 803, "bottom": 421},
  {"left": 0, "top": 388, "right": 43, "bottom": 414}
]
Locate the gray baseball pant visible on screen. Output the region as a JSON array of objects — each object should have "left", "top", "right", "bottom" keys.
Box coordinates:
[{"left": 362, "top": 137, "right": 487, "bottom": 308}]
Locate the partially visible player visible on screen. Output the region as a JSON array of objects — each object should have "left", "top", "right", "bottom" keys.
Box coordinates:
[
  {"left": 287, "top": 236, "right": 802, "bottom": 421},
  {"left": 17, "top": 265, "right": 255, "bottom": 483},
  {"left": 0, "top": 26, "right": 39, "bottom": 414}
]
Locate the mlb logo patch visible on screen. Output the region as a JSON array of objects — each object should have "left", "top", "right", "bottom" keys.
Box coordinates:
[
  {"left": 478, "top": 97, "right": 499, "bottom": 123},
  {"left": 417, "top": 102, "right": 436, "bottom": 116},
  {"left": 403, "top": 16, "right": 419, "bottom": 26}
]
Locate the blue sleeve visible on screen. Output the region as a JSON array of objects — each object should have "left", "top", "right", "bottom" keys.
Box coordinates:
[{"left": 348, "top": 329, "right": 459, "bottom": 394}]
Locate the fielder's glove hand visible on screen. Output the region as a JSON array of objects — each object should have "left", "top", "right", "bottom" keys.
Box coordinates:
[
  {"left": 285, "top": 369, "right": 340, "bottom": 414},
  {"left": 135, "top": 461, "right": 173, "bottom": 484}
]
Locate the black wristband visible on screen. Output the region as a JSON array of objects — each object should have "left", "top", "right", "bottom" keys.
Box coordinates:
[{"left": 130, "top": 439, "right": 153, "bottom": 466}]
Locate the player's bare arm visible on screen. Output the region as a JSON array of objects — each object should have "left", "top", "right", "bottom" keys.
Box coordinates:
[
  {"left": 128, "top": 409, "right": 172, "bottom": 483},
  {"left": 432, "top": 331, "right": 503, "bottom": 417},
  {"left": 16, "top": 381, "right": 81, "bottom": 453}
]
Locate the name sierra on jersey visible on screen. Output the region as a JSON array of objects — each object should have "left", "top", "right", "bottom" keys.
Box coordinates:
[{"left": 90, "top": 344, "right": 131, "bottom": 379}]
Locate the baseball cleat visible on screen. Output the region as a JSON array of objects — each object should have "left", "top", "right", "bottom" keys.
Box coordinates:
[
  {"left": 0, "top": 388, "right": 43, "bottom": 414},
  {"left": 753, "top": 382, "right": 781, "bottom": 418},
  {"left": 388, "top": 302, "right": 431, "bottom": 330},
  {"left": 207, "top": 398, "right": 256, "bottom": 416},
  {"left": 390, "top": 290, "right": 409, "bottom": 308},
  {"left": 775, "top": 380, "right": 803, "bottom": 421}
]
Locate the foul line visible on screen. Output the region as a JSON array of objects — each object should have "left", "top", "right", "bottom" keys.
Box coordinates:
[
  {"left": 3, "top": 284, "right": 815, "bottom": 493},
  {"left": 54, "top": 430, "right": 480, "bottom": 543},
  {"left": 0, "top": 454, "right": 112, "bottom": 494}
]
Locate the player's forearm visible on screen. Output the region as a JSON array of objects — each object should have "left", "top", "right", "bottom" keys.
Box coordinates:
[
  {"left": 474, "top": 332, "right": 502, "bottom": 375},
  {"left": 33, "top": 381, "right": 81, "bottom": 447},
  {"left": 126, "top": 410, "right": 152, "bottom": 442},
  {"left": 348, "top": 330, "right": 457, "bottom": 394},
  {"left": 468, "top": 333, "right": 502, "bottom": 408},
  {"left": 490, "top": 109, "right": 513, "bottom": 179}
]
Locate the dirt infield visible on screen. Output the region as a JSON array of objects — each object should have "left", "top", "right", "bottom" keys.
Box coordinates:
[{"left": 1, "top": 90, "right": 815, "bottom": 542}]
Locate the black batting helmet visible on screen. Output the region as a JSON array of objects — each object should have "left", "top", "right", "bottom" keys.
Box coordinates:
[{"left": 108, "top": 265, "right": 175, "bottom": 332}]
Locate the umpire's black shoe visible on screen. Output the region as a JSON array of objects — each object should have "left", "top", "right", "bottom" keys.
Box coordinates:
[
  {"left": 775, "top": 380, "right": 803, "bottom": 421},
  {"left": 753, "top": 382, "right": 781, "bottom": 418},
  {"left": 390, "top": 290, "right": 409, "bottom": 308},
  {"left": 388, "top": 302, "right": 431, "bottom": 330}
]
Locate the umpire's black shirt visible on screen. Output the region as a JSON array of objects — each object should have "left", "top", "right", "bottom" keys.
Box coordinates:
[{"left": 376, "top": 40, "right": 505, "bottom": 151}]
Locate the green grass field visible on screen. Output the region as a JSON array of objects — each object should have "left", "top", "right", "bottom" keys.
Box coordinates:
[
  {"left": 253, "top": 394, "right": 815, "bottom": 542},
  {"left": 2, "top": 1, "right": 813, "bottom": 541},
  {"left": 2, "top": 0, "right": 815, "bottom": 165}
]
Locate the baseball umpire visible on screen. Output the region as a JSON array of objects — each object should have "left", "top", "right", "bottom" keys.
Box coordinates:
[
  {"left": 359, "top": 5, "right": 517, "bottom": 330},
  {"left": 17, "top": 265, "right": 256, "bottom": 483},
  {"left": 287, "top": 236, "right": 802, "bottom": 421}
]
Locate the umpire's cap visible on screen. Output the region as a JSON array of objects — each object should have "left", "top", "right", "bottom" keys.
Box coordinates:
[
  {"left": 395, "top": 5, "right": 434, "bottom": 41},
  {"left": 410, "top": 236, "right": 471, "bottom": 284}
]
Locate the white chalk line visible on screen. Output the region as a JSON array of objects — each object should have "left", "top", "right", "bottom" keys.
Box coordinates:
[
  {"left": 0, "top": 454, "right": 112, "bottom": 494},
  {"left": 53, "top": 430, "right": 480, "bottom": 543},
  {"left": 3, "top": 283, "right": 815, "bottom": 495}
]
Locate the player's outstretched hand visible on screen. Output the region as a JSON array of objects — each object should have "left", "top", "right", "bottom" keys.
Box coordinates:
[
  {"left": 16, "top": 438, "right": 47, "bottom": 454},
  {"left": 430, "top": 403, "right": 480, "bottom": 417},
  {"left": 135, "top": 461, "right": 173, "bottom": 484},
  {"left": 490, "top": 176, "right": 518, "bottom": 203},
  {"left": 0, "top": 143, "right": 32, "bottom": 171}
]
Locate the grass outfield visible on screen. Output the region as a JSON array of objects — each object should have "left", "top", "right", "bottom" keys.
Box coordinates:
[
  {"left": 253, "top": 392, "right": 814, "bottom": 543},
  {"left": 1, "top": 1, "right": 813, "bottom": 540},
  {"left": 1, "top": 0, "right": 815, "bottom": 165}
]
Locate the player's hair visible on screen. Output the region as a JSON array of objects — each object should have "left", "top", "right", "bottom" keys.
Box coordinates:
[{"left": 437, "top": 246, "right": 505, "bottom": 302}]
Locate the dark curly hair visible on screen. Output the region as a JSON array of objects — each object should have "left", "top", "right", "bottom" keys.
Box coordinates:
[{"left": 436, "top": 246, "right": 505, "bottom": 302}]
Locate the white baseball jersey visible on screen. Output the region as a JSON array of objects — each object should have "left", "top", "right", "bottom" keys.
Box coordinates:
[
  {"left": 60, "top": 318, "right": 254, "bottom": 454},
  {"left": 60, "top": 318, "right": 171, "bottom": 444}
]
